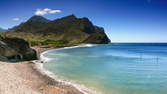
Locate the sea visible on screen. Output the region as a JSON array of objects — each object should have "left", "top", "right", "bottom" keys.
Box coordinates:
[{"left": 41, "top": 43, "right": 167, "bottom": 94}]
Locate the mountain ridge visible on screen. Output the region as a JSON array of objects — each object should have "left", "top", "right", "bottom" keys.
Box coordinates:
[{"left": 2, "top": 14, "right": 110, "bottom": 46}]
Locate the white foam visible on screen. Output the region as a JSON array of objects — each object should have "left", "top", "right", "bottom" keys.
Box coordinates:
[
  {"left": 40, "top": 54, "right": 52, "bottom": 62},
  {"left": 58, "top": 44, "right": 97, "bottom": 50},
  {"left": 40, "top": 44, "right": 96, "bottom": 62}
]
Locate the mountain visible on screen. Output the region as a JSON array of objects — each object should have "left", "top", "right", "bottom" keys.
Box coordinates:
[
  {"left": 9, "top": 16, "right": 50, "bottom": 33},
  {"left": 4, "top": 14, "right": 110, "bottom": 46},
  {"left": 27, "top": 15, "right": 50, "bottom": 23},
  {"left": 0, "top": 28, "right": 6, "bottom": 32}
]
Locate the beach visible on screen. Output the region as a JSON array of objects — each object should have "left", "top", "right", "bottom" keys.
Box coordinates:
[
  {"left": 32, "top": 46, "right": 55, "bottom": 59},
  {"left": 0, "top": 46, "right": 84, "bottom": 94},
  {"left": 0, "top": 61, "right": 84, "bottom": 94}
]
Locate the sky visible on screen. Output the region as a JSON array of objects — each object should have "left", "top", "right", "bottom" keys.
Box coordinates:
[{"left": 0, "top": 0, "right": 167, "bottom": 43}]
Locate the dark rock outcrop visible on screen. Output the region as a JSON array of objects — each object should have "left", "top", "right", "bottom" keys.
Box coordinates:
[
  {"left": 10, "top": 14, "right": 110, "bottom": 44},
  {"left": 0, "top": 37, "right": 37, "bottom": 61}
]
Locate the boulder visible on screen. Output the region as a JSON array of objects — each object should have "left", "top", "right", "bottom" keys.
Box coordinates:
[{"left": 0, "top": 37, "right": 37, "bottom": 61}]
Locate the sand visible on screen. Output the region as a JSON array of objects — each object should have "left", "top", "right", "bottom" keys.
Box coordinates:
[
  {"left": 0, "top": 46, "right": 92, "bottom": 94},
  {"left": 0, "top": 61, "right": 84, "bottom": 94},
  {"left": 31, "top": 46, "right": 55, "bottom": 59}
]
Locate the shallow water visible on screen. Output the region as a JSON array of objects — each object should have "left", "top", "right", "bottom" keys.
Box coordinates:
[{"left": 43, "top": 43, "right": 167, "bottom": 94}]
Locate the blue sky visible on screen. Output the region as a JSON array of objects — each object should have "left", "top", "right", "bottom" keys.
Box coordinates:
[{"left": 0, "top": 0, "right": 167, "bottom": 42}]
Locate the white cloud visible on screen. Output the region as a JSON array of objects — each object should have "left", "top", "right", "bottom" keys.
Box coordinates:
[
  {"left": 35, "top": 8, "right": 62, "bottom": 16},
  {"left": 49, "top": 10, "right": 61, "bottom": 14},
  {"left": 44, "top": 8, "right": 51, "bottom": 11},
  {"left": 12, "top": 18, "right": 20, "bottom": 21}
]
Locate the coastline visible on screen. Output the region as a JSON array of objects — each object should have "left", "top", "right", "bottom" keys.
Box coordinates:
[
  {"left": 31, "top": 46, "right": 55, "bottom": 59},
  {"left": 32, "top": 44, "right": 98, "bottom": 94},
  {"left": 0, "top": 45, "right": 96, "bottom": 94}
]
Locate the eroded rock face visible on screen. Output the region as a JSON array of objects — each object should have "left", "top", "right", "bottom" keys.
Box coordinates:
[{"left": 0, "top": 37, "right": 37, "bottom": 61}]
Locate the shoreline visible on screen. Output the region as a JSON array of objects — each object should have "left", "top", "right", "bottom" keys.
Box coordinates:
[
  {"left": 0, "top": 45, "right": 96, "bottom": 94},
  {"left": 31, "top": 46, "right": 55, "bottom": 59},
  {"left": 34, "top": 61, "right": 94, "bottom": 94},
  {"left": 0, "top": 61, "right": 84, "bottom": 94},
  {"left": 32, "top": 44, "right": 98, "bottom": 94}
]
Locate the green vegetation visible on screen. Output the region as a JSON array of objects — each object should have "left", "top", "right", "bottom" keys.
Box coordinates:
[
  {"left": 0, "top": 32, "right": 70, "bottom": 47},
  {"left": 28, "top": 39, "right": 69, "bottom": 47}
]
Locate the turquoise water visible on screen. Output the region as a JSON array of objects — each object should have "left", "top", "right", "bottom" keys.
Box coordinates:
[{"left": 43, "top": 44, "right": 167, "bottom": 94}]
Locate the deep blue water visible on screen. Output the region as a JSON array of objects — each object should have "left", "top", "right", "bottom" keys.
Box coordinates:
[{"left": 42, "top": 43, "right": 167, "bottom": 94}]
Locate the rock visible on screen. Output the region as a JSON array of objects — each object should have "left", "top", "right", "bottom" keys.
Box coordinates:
[
  {"left": 83, "top": 26, "right": 111, "bottom": 44},
  {"left": 0, "top": 37, "right": 37, "bottom": 61}
]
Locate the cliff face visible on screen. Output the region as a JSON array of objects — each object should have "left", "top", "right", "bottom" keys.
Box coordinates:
[
  {"left": 0, "top": 37, "right": 37, "bottom": 61},
  {"left": 10, "top": 15, "right": 110, "bottom": 44}
]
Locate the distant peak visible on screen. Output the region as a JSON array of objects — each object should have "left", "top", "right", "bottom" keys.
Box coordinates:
[
  {"left": 62, "top": 14, "right": 77, "bottom": 19},
  {"left": 29, "top": 15, "right": 44, "bottom": 19},
  {"left": 28, "top": 15, "right": 50, "bottom": 23},
  {"left": 68, "top": 14, "right": 76, "bottom": 18}
]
